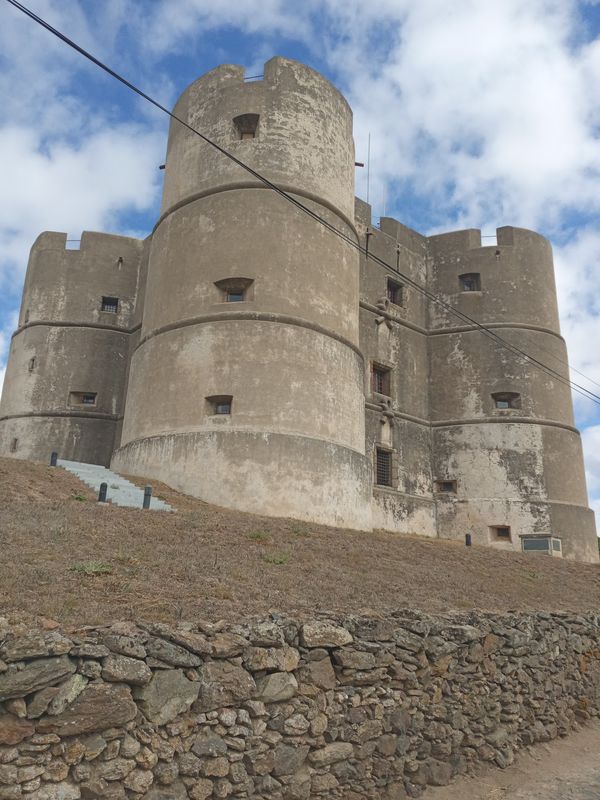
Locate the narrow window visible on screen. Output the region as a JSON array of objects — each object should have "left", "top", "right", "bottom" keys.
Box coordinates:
[
  {"left": 372, "top": 364, "right": 391, "bottom": 396},
  {"left": 101, "top": 296, "right": 119, "bottom": 313},
  {"left": 9, "top": 438, "right": 18, "bottom": 453},
  {"left": 375, "top": 449, "right": 393, "bottom": 487},
  {"left": 491, "top": 525, "right": 511, "bottom": 540},
  {"left": 387, "top": 279, "right": 403, "bottom": 306},
  {"left": 226, "top": 288, "right": 245, "bottom": 303},
  {"left": 214, "top": 277, "right": 254, "bottom": 303},
  {"left": 435, "top": 480, "right": 457, "bottom": 494},
  {"left": 206, "top": 395, "right": 233, "bottom": 415},
  {"left": 24, "top": 310, "right": 30, "bottom": 323},
  {"left": 28, "top": 357, "right": 36, "bottom": 372},
  {"left": 492, "top": 392, "right": 521, "bottom": 410},
  {"left": 459, "top": 273, "right": 481, "bottom": 292},
  {"left": 70, "top": 391, "right": 97, "bottom": 407},
  {"left": 233, "top": 114, "right": 259, "bottom": 140}
]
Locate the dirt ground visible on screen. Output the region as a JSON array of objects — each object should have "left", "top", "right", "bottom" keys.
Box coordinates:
[
  {"left": 428, "top": 721, "right": 600, "bottom": 799},
  {"left": 1, "top": 456, "right": 600, "bottom": 627}
]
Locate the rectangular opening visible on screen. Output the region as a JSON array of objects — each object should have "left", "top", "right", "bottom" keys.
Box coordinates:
[
  {"left": 101, "top": 296, "right": 119, "bottom": 313},
  {"left": 522, "top": 538, "right": 550, "bottom": 552},
  {"left": 459, "top": 273, "right": 481, "bottom": 292},
  {"left": 28, "top": 357, "right": 36, "bottom": 372},
  {"left": 9, "top": 438, "right": 18, "bottom": 453},
  {"left": 435, "top": 479, "right": 457, "bottom": 494},
  {"left": 490, "top": 525, "right": 511, "bottom": 541},
  {"left": 387, "top": 278, "right": 403, "bottom": 306},
  {"left": 375, "top": 448, "right": 393, "bottom": 487},
  {"left": 226, "top": 289, "right": 245, "bottom": 303},
  {"left": 206, "top": 395, "right": 233, "bottom": 415},
  {"left": 492, "top": 392, "right": 521, "bottom": 410},
  {"left": 70, "top": 391, "right": 97, "bottom": 407},
  {"left": 233, "top": 114, "right": 259, "bottom": 140},
  {"left": 372, "top": 364, "right": 391, "bottom": 396}
]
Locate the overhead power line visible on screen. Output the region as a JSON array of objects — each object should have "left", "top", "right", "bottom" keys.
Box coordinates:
[{"left": 5, "top": 0, "right": 600, "bottom": 409}]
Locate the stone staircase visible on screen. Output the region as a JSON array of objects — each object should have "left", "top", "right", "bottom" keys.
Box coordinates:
[{"left": 58, "top": 459, "right": 173, "bottom": 512}]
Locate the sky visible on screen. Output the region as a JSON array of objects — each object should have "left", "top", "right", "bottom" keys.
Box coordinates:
[{"left": 1, "top": 0, "right": 600, "bottom": 526}]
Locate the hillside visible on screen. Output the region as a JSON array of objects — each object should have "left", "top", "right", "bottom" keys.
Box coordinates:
[{"left": 1, "top": 456, "right": 599, "bottom": 626}]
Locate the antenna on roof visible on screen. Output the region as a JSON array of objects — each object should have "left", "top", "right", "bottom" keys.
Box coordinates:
[{"left": 366, "top": 133, "right": 371, "bottom": 205}]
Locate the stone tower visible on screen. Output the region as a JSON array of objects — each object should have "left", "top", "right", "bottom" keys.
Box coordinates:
[
  {"left": 0, "top": 231, "right": 143, "bottom": 465},
  {"left": 428, "top": 227, "right": 597, "bottom": 562},
  {"left": 0, "top": 57, "right": 596, "bottom": 561},
  {"left": 110, "top": 57, "right": 373, "bottom": 529}
]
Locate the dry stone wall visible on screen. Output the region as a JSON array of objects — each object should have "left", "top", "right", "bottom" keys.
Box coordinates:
[{"left": 1, "top": 610, "right": 600, "bottom": 799}]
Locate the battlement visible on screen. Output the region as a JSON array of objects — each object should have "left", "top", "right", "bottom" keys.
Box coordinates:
[
  {"left": 428, "top": 225, "right": 551, "bottom": 255},
  {"left": 30, "top": 230, "right": 143, "bottom": 258}
]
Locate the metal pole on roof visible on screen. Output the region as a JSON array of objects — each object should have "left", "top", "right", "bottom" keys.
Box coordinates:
[{"left": 366, "top": 132, "right": 371, "bottom": 205}]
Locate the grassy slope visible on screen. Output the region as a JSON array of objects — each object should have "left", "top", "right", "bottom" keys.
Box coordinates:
[{"left": 1, "top": 456, "right": 599, "bottom": 626}]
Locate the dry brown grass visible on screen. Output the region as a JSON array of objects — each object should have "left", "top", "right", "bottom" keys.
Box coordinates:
[{"left": 1, "top": 456, "right": 600, "bottom": 627}]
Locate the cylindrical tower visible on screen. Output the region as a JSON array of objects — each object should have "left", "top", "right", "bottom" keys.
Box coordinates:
[
  {"left": 112, "top": 57, "right": 372, "bottom": 528},
  {"left": 0, "top": 231, "right": 143, "bottom": 465},
  {"left": 428, "top": 226, "right": 598, "bottom": 562}
]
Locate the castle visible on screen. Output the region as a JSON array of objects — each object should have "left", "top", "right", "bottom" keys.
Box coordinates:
[{"left": 1, "top": 57, "right": 597, "bottom": 562}]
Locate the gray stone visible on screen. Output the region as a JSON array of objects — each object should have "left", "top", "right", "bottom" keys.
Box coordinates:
[
  {"left": 195, "top": 661, "right": 256, "bottom": 712},
  {"left": 192, "top": 733, "right": 228, "bottom": 758},
  {"left": 37, "top": 684, "right": 137, "bottom": 736},
  {"left": 272, "top": 743, "right": 310, "bottom": 776},
  {"left": 47, "top": 675, "right": 89, "bottom": 715},
  {"left": 140, "top": 780, "right": 187, "bottom": 800},
  {"left": 144, "top": 637, "right": 201, "bottom": 667},
  {"left": 256, "top": 672, "right": 298, "bottom": 702},
  {"left": 0, "top": 716, "right": 34, "bottom": 745},
  {"left": 101, "top": 655, "right": 152, "bottom": 686},
  {"left": 134, "top": 669, "right": 199, "bottom": 724},
  {"left": 101, "top": 635, "right": 146, "bottom": 660},
  {"left": 1, "top": 634, "right": 72, "bottom": 663},
  {"left": 308, "top": 742, "right": 354, "bottom": 766},
  {"left": 0, "top": 657, "right": 75, "bottom": 701},
  {"left": 210, "top": 633, "right": 249, "bottom": 658},
  {"left": 27, "top": 784, "right": 80, "bottom": 800},
  {"left": 301, "top": 621, "right": 353, "bottom": 648},
  {"left": 243, "top": 645, "right": 300, "bottom": 673}
]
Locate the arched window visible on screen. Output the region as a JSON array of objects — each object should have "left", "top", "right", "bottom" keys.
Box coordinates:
[{"left": 233, "top": 114, "right": 259, "bottom": 140}]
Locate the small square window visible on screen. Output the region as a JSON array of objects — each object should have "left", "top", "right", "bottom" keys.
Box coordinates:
[
  {"left": 233, "top": 114, "right": 259, "bottom": 140},
  {"left": 459, "top": 273, "right": 481, "bottom": 292},
  {"left": 375, "top": 449, "right": 393, "bottom": 487},
  {"left": 101, "top": 296, "right": 119, "bottom": 313},
  {"left": 70, "top": 391, "right": 97, "bottom": 407},
  {"left": 435, "top": 480, "right": 457, "bottom": 494},
  {"left": 491, "top": 525, "right": 511, "bottom": 540},
  {"left": 215, "top": 277, "right": 254, "bottom": 303},
  {"left": 492, "top": 392, "right": 521, "bottom": 410},
  {"left": 372, "top": 364, "right": 391, "bottom": 396},
  {"left": 387, "top": 279, "right": 403, "bottom": 306},
  {"left": 206, "top": 395, "right": 233, "bottom": 415}
]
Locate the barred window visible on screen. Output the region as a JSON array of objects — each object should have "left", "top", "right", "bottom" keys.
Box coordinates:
[
  {"left": 491, "top": 525, "right": 511, "bottom": 540},
  {"left": 376, "top": 449, "right": 392, "bottom": 487},
  {"left": 101, "top": 296, "right": 119, "bottom": 313},
  {"left": 70, "top": 391, "right": 97, "bottom": 407},
  {"left": 387, "top": 278, "right": 403, "bottom": 305},
  {"left": 233, "top": 114, "right": 259, "bottom": 140},
  {"left": 435, "top": 480, "right": 457, "bottom": 493},
  {"left": 372, "top": 364, "right": 391, "bottom": 396}
]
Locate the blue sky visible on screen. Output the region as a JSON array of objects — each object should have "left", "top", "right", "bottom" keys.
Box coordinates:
[{"left": 1, "top": 0, "right": 600, "bottom": 525}]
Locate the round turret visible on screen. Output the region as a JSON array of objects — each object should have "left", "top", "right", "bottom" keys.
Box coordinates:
[{"left": 112, "top": 57, "right": 372, "bottom": 529}]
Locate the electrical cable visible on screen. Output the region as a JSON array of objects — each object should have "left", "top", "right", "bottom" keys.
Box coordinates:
[{"left": 5, "top": 0, "right": 600, "bottom": 408}]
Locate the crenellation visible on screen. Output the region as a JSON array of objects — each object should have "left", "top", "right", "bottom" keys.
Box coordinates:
[{"left": 0, "top": 57, "right": 596, "bottom": 560}]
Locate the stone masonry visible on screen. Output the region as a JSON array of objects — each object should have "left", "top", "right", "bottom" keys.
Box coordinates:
[
  {"left": 1, "top": 610, "right": 600, "bottom": 799},
  {"left": 0, "top": 56, "right": 596, "bottom": 560}
]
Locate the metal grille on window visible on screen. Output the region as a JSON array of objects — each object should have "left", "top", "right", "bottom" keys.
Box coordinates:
[
  {"left": 101, "top": 296, "right": 118, "bottom": 313},
  {"left": 372, "top": 367, "right": 389, "bottom": 395},
  {"left": 376, "top": 450, "right": 392, "bottom": 486}
]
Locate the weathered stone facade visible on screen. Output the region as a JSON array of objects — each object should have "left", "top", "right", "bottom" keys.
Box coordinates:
[
  {"left": 1, "top": 610, "right": 600, "bottom": 799},
  {"left": 0, "top": 56, "right": 596, "bottom": 560}
]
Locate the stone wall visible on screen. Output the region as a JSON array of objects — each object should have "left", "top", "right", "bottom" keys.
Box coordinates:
[{"left": 1, "top": 609, "right": 600, "bottom": 799}]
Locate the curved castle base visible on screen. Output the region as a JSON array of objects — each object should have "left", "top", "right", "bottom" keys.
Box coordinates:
[{"left": 112, "top": 430, "right": 373, "bottom": 530}]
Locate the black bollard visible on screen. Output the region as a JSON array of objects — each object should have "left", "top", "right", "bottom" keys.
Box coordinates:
[
  {"left": 50, "top": 451, "right": 58, "bottom": 467},
  {"left": 143, "top": 485, "right": 152, "bottom": 510},
  {"left": 98, "top": 482, "right": 108, "bottom": 503},
  {"left": 465, "top": 533, "right": 472, "bottom": 547}
]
